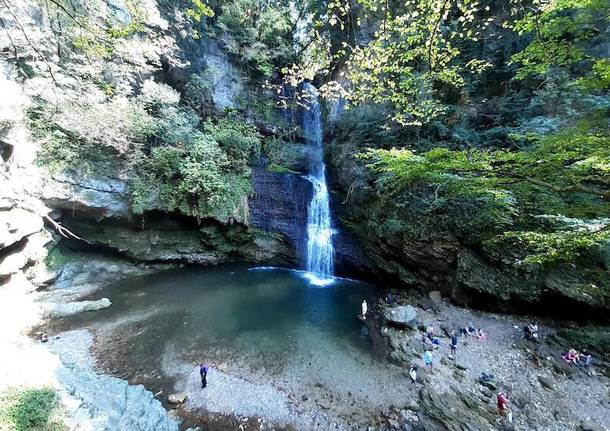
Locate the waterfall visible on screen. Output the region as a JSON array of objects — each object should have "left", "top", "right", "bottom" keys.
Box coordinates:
[{"left": 302, "top": 83, "right": 334, "bottom": 286}]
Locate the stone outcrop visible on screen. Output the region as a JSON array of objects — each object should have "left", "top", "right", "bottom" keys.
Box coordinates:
[
  {"left": 418, "top": 387, "right": 496, "bottom": 431},
  {"left": 0, "top": 207, "right": 44, "bottom": 249},
  {"left": 457, "top": 249, "right": 610, "bottom": 312},
  {"left": 326, "top": 135, "right": 610, "bottom": 314},
  {"left": 57, "top": 214, "right": 293, "bottom": 266},
  {"left": 49, "top": 330, "right": 181, "bottom": 431},
  {"left": 383, "top": 305, "right": 418, "bottom": 328},
  {"left": 0, "top": 230, "right": 52, "bottom": 279},
  {"left": 46, "top": 297, "right": 112, "bottom": 317},
  {"left": 249, "top": 166, "right": 310, "bottom": 266},
  {"left": 42, "top": 173, "right": 131, "bottom": 219}
]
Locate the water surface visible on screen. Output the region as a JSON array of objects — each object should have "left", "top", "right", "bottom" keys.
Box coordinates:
[
  {"left": 56, "top": 264, "right": 380, "bottom": 375},
  {"left": 49, "top": 264, "right": 416, "bottom": 429}
]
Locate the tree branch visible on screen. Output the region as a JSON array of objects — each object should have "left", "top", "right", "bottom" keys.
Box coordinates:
[
  {"left": 1, "top": 0, "right": 59, "bottom": 85},
  {"left": 427, "top": 0, "right": 451, "bottom": 71},
  {"left": 44, "top": 215, "right": 90, "bottom": 243},
  {"left": 521, "top": 176, "right": 610, "bottom": 200}
]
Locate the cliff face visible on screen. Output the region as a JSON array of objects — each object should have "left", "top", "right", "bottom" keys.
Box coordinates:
[
  {"left": 249, "top": 166, "right": 310, "bottom": 267},
  {"left": 324, "top": 98, "right": 610, "bottom": 317},
  {"left": 0, "top": 0, "right": 307, "bottom": 272}
]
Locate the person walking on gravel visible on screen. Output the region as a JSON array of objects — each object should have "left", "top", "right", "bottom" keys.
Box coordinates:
[
  {"left": 497, "top": 392, "right": 511, "bottom": 421},
  {"left": 199, "top": 363, "right": 208, "bottom": 389},
  {"left": 423, "top": 350, "right": 434, "bottom": 373},
  {"left": 450, "top": 331, "right": 458, "bottom": 358},
  {"left": 409, "top": 365, "right": 417, "bottom": 385}
]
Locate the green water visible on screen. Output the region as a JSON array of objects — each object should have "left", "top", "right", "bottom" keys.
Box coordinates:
[{"left": 57, "top": 264, "right": 380, "bottom": 376}]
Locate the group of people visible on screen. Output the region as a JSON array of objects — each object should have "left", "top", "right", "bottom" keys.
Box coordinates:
[
  {"left": 459, "top": 323, "right": 486, "bottom": 340},
  {"left": 357, "top": 296, "right": 602, "bottom": 427},
  {"left": 523, "top": 322, "right": 594, "bottom": 367},
  {"left": 411, "top": 323, "right": 513, "bottom": 422},
  {"left": 422, "top": 325, "right": 441, "bottom": 349},
  {"left": 523, "top": 322, "right": 539, "bottom": 342},
  {"left": 562, "top": 348, "right": 592, "bottom": 367}
]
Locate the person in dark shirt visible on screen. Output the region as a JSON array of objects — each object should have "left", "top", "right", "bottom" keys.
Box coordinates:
[
  {"left": 450, "top": 331, "right": 458, "bottom": 358},
  {"left": 199, "top": 363, "right": 208, "bottom": 389}
]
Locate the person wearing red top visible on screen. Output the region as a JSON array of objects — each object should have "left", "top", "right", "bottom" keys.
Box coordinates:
[{"left": 497, "top": 392, "right": 509, "bottom": 416}]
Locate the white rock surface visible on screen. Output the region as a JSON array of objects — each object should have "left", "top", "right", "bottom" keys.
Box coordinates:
[
  {"left": 0, "top": 208, "right": 43, "bottom": 249},
  {"left": 46, "top": 298, "right": 112, "bottom": 317}
]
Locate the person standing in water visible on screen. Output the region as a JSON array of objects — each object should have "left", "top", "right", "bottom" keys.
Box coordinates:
[
  {"left": 361, "top": 300, "right": 368, "bottom": 320},
  {"left": 199, "top": 363, "right": 208, "bottom": 389}
]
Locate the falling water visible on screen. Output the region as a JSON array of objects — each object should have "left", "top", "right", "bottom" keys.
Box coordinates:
[{"left": 302, "top": 83, "right": 334, "bottom": 286}]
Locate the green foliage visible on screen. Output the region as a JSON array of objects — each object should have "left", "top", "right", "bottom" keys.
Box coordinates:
[
  {"left": 203, "top": 116, "right": 261, "bottom": 171},
  {"left": 359, "top": 117, "right": 610, "bottom": 254},
  {"left": 508, "top": 0, "right": 610, "bottom": 81},
  {"left": 43, "top": 247, "right": 77, "bottom": 270},
  {"left": 261, "top": 138, "right": 308, "bottom": 170},
  {"left": 131, "top": 85, "right": 260, "bottom": 220},
  {"left": 579, "top": 59, "right": 610, "bottom": 91},
  {"left": 49, "top": 0, "right": 147, "bottom": 59},
  {"left": 0, "top": 387, "right": 64, "bottom": 431},
  {"left": 28, "top": 95, "right": 156, "bottom": 175},
  {"left": 266, "top": 163, "right": 298, "bottom": 174},
  {"left": 186, "top": 0, "right": 215, "bottom": 21},
  {"left": 557, "top": 326, "right": 610, "bottom": 355},
  {"left": 183, "top": 74, "right": 213, "bottom": 113},
  {"left": 287, "top": 0, "right": 495, "bottom": 125},
  {"left": 208, "top": 0, "right": 296, "bottom": 78},
  {"left": 360, "top": 117, "right": 610, "bottom": 208},
  {"left": 487, "top": 228, "right": 610, "bottom": 265}
]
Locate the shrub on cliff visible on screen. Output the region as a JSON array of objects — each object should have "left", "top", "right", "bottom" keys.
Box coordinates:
[
  {"left": 208, "top": 0, "right": 295, "bottom": 78},
  {"left": 28, "top": 95, "right": 156, "bottom": 175},
  {"left": 131, "top": 83, "right": 261, "bottom": 221}
]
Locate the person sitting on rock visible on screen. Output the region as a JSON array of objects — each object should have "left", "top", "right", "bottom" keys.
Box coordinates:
[
  {"left": 563, "top": 349, "right": 579, "bottom": 364},
  {"left": 386, "top": 292, "right": 395, "bottom": 305},
  {"left": 476, "top": 328, "right": 486, "bottom": 340},
  {"left": 525, "top": 322, "right": 539, "bottom": 341},
  {"left": 426, "top": 325, "right": 434, "bottom": 338},
  {"left": 577, "top": 352, "right": 593, "bottom": 367},
  {"left": 466, "top": 323, "right": 476, "bottom": 336},
  {"left": 199, "top": 363, "right": 208, "bottom": 389}
]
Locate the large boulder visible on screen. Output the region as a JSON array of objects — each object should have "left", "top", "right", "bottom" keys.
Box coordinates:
[
  {"left": 383, "top": 305, "right": 418, "bottom": 328},
  {"left": 0, "top": 208, "right": 43, "bottom": 249},
  {"left": 0, "top": 230, "right": 52, "bottom": 278},
  {"left": 418, "top": 387, "right": 495, "bottom": 431}
]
